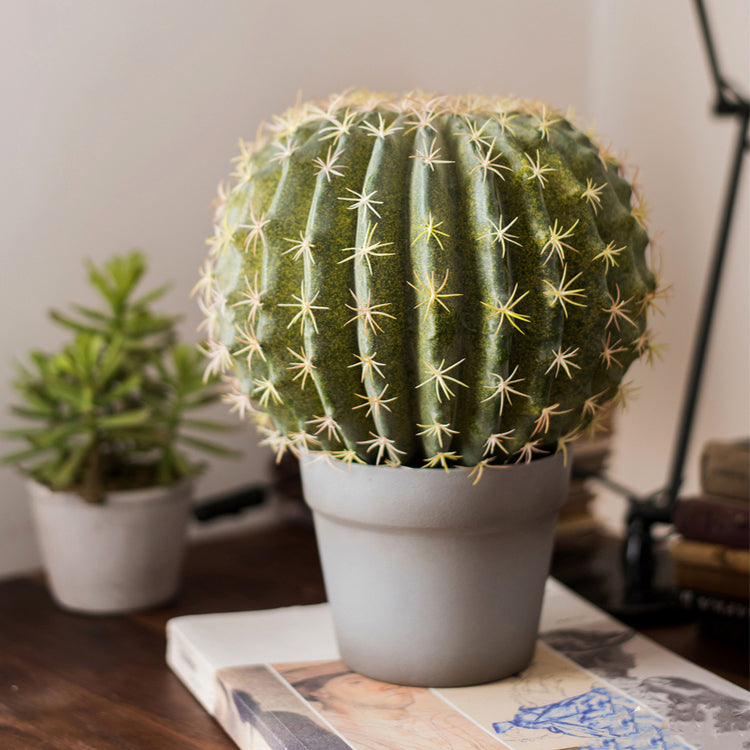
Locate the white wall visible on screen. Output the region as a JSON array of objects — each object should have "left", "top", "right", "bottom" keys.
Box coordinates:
[
  {"left": 1, "top": 1, "right": 747, "bottom": 577},
  {"left": 0, "top": 0, "right": 591, "bottom": 577}
]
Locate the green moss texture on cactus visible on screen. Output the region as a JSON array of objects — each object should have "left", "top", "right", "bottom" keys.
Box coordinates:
[{"left": 198, "top": 91, "right": 663, "bottom": 474}]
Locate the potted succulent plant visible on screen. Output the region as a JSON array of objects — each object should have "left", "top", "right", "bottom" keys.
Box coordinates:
[
  {"left": 2, "top": 251, "right": 235, "bottom": 614},
  {"left": 197, "top": 91, "right": 664, "bottom": 686}
]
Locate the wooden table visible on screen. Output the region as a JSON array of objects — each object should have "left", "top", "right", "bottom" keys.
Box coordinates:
[{"left": 1, "top": 521, "right": 747, "bottom": 749}]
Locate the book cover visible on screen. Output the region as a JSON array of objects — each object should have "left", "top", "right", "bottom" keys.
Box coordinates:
[
  {"left": 215, "top": 651, "right": 692, "bottom": 750},
  {"left": 674, "top": 495, "right": 749, "bottom": 549},
  {"left": 670, "top": 538, "right": 750, "bottom": 600},
  {"left": 701, "top": 439, "right": 750, "bottom": 501},
  {"left": 168, "top": 580, "right": 750, "bottom": 750},
  {"left": 668, "top": 538, "right": 750, "bottom": 573}
]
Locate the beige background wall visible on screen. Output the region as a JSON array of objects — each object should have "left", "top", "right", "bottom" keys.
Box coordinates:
[{"left": 1, "top": 0, "right": 747, "bottom": 577}]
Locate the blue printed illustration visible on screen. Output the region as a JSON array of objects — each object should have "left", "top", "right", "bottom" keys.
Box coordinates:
[
  {"left": 541, "top": 626, "right": 750, "bottom": 747},
  {"left": 493, "top": 686, "right": 693, "bottom": 749}
]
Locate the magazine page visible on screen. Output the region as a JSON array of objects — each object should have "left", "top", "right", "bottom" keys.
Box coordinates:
[
  {"left": 216, "top": 663, "right": 352, "bottom": 750},
  {"left": 437, "top": 642, "right": 693, "bottom": 750},
  {"left": 216, "top": 649, "right": 699, "bottom": 750},
  {"left": 217, "top": 659, "right": 509, "bottom": 750},
  {"left": 540, "top": 580, "right": 750, "bottom": 748}
]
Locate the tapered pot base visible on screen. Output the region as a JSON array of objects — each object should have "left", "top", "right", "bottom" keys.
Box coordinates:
[{"left": 300, "top": 453, "right": 570, "bottom": 687}]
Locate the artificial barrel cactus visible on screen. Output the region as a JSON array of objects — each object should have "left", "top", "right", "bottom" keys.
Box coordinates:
[{"left": 198, "top": 91, "right": 663, "bottom": 476}]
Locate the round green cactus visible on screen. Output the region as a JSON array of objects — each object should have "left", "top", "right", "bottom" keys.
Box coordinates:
[{"left": 198, "top": 91, "right": 663, "bottom": 475}]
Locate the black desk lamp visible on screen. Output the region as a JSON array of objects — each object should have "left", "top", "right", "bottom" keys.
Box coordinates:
[{"left": 597, "top": 0, "right": 749, "bottom": 619}]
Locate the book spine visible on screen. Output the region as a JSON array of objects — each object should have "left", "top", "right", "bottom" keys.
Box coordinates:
[
  {"left": 669, "top": 538, "right": 750, "bottom": 573},
  {"left": 674, "top": 497, "right": 750, "bottom": 549},
  {"left": 672, "top": 561, "right": 748, "bottom": 600},
  {"left": 701, "top": 439, "right": 750, "bottom": 501},
  {"left": 678, "top": 588, "right": 749, "bottom": 648},
  {"left": 678, "top": 588, "right": 750, "bottom": 620},
  {"left": 670, "top": 538, "right": 750, "bottom": 599},
  {"left": 165, "top": 622, "right": 217, "bottom": 713},
  {"left": 230, "top": 691, "right": 311, "bottom": 750}
]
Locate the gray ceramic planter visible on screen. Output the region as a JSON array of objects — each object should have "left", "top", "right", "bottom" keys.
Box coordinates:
[
  {"left": 28, "top": 481, "right": 192, "bottom": 615},
  {"left": 299, "top": 453, "right": 570, "bottom": 687}
]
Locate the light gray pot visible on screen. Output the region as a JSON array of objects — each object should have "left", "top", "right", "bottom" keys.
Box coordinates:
[
  {"left": 299, "top": 453, "right": 570, "bottom": 687},
  {"left": 28, "top": 480, "right": 192, "bottom": 615}
]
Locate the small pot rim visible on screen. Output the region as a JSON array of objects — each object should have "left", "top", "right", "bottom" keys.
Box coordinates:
[{"left": 26, "top": 478, "right": 194, "bottom": 507}]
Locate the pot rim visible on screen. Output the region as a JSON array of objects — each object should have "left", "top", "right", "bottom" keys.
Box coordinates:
[
  {"left": 299, "top": 450, "right": 571, "bottom": 531},
  {"left": 298, "top": 449, "right": 564, "bottom": 476},
  {"left": 26, "top": 478, "right": 194, "bottom": 507}
]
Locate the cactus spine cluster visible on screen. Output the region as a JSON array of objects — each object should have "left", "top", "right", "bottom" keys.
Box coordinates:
[{"left": 198, "top": 91, "right": 663, "bottom": 476}]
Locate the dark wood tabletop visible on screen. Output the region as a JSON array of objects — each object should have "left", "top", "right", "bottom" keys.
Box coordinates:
[{"left": 1, "top": 519, "right": 747, "bottom": 750}]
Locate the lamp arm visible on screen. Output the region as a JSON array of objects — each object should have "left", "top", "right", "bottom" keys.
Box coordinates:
[{"left": 694, "top": 0, "right": 750, "bottom": 116}]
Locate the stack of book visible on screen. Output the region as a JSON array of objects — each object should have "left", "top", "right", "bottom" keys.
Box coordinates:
[
  {"left": 555, "top": 409, "right": 615, "bottom": 545},
  {"left": 670, "top": 438, "right": 750, "bottom": 645}
]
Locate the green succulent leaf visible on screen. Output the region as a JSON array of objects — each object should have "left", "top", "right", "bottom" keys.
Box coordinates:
[
  {"left": 176, "top": 434, "right": 241, "bottom": 457},
  {"left": 48, "top": 442, "right": 92, "bottom": 489},
  {"left": 0, "top": 444, "right": 52, "bottom": 466},
  {"left": 99, "top": 372, "right": 143, "bottom": 405},
  {"left": 133, "top": 282, "right": 172, "bottom": 309},
  {"left": 11, "top": 405, "right": 57, "bottom": 420},
  {"left": 44, "top": 382, "right": 87, "bottom": 408},
  {"left": 97, "top": 409, "right": 152, "bottom": 430},
  {"left": 69, "top": 304, "right": 110, "bottom": 324},
  {"left": 48, "top": 310, "right": 102, "bottom": 335}
]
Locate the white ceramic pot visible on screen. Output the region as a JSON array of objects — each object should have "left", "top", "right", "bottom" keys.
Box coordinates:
[
  {"left": 299, "top": 453, "right": 570, "bottom": 687},
  {"left": 28, "top": 480, "right": 192, "bottom": 614}
]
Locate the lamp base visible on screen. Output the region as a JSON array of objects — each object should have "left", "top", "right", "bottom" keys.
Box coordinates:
[{"left": 551, "top": 533, "right": 691, "bottom": 628}]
